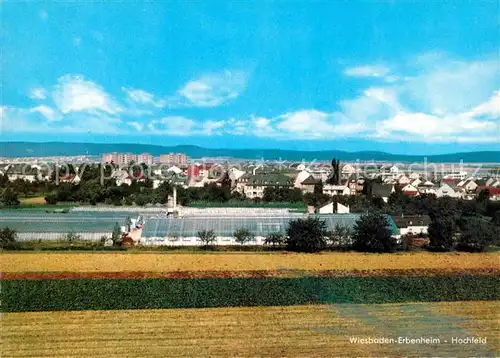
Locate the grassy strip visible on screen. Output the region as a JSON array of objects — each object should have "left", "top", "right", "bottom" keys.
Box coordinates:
[{"left": 2, "top": 276, "right": 499, "bottom": 312}]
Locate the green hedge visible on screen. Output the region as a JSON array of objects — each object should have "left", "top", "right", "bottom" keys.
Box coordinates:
[{"left": 2, "top": 276, "right": 499, "bottom": 312}]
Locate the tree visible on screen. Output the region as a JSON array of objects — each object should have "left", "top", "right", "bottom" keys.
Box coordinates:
[
  {"left": 0, "top": 188, "right": 20, "bottom": 207},
  {"left": 491, "top": 210, "right": 500, "bottom": 227},
  {"left": 197, "top": 229, "right": 217, "bottom": 247},
  {"left": 477, "top": 189, "right": 490, "bottom": 203},
  {"left": 233, "top": 228, "right": 255, "bottom": 245},
  {"left": 264, "top": 232, "right": 285, "bottom": 246},
  {"left": 457, "top": 217, "right": 497, "bottom": 252},
  {"left": 0, "top": 227, "right": 17, "bottom": 249},
  {"left": 125, "top": 216, "right": 132, "bottom": 232},
  {"left": 328, "top": 224, "right": 353, "bottom": 250},
  {"left": 352, "top": 212, "right": 396, "bottom": 253},
  {"left": 428, "top": 215, "right": 456, "bottom": 251},
  {"left": 286, "top": 217, "right": 328, "bottom": 253},
  {"left": 111, "top": 222, "right": 122, "bottom": 246}
]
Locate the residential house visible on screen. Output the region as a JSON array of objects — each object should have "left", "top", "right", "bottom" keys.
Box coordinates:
[
  {"left": 341, "top": 164, "right": 356, "bottom": 176},
  {"left": 409, "top": 172, "right": 421, "bottom": 180},
  {"left": 397, "top": 175, "right": 411, "bottom": 185},
  {"left": 294, "top": 170, "right": 312, "bottom": 188},
  {"left": 401, "top": 184, "right": 420, "bottom": 197},
  {"left": 476, "top": 186, "right": 500, "bottom": 201},
  {"left": 243, "top": 173, "right": 293, "bottom": 199},
  {"left": 392, "top": 215, "right": 431, "bottom": 236},
  {"left": 323, "top": 184, "right": 350, "bottom": 196},
  {"left": 371, "top": 183, "right": 395, "bottom": 203},
  {"left": 417, "top": 180, "right": 437, "bottom": 195},
  {"left": 435, "top": 183, "right": 459, "bottom": 198},
  {"left": 299, "top": 175, "right": 321, "bottom": 194},
  {"left": 318, "top": 202, "right": 350, "bottom": 214},
  {"left": 411, "top": 178, "right": 422, "bottom": 187},
  {"left": 166, "top": 166, "right": 183, "bottom": 175}
]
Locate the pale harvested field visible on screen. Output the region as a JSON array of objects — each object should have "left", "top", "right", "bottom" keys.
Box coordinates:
[
  {"left": 2, "top": 301, "right": 499, "bottom": 357},
  {"left": 1, "top": 252, "right": 499, "bottom": 273},
  {"left": 19, "top": 196, "right": 46, "bottom": 205}
]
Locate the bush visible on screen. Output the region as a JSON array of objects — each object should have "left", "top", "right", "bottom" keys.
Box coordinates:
[
  {"left": 352, "top": 212, "right": 396, "bottom": 253},
  {"left": 233, "top": 228, "right": 255, "bottom": 245},
  {"left": 264, "top": 232, "right": 285, "bottom": 246},
  {"left": 0, "top": 227, "right": 18, "bottom": 249},
  {"left": 328, "top": 224, "right": 353, "bottom": 250},
  {"left": 65, "top": 232, "right": 82, "bottom": 244},
  {"left": 456, "top": 217, "right": 497, "bottom": 252},
  {"left": 286, "top": 217, "right": 328, "bottom": 253},
  {"left": 44, "top": 193, "right": 58, "bottom": 205},
  {"left": 197, "top": 229, "right": 217, "bottom": 246}
]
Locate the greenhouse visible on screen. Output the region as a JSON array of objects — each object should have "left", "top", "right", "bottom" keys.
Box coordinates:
[
  {"left": 0, "top": 209, "right": 400, "bottom": 245},
  {"left": 140, "top": 213, "right": 400, "bottom": 246},
  {"left": 0, "top": 210, "right": 137, "bottom": 241}
]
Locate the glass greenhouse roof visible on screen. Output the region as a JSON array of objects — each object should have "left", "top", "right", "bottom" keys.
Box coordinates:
[
  {"left": 0, "top": 210, "right": 136, "bottom": 233},
  {"left": 142, "top": 213, "right": 399, "bottom": 237}
]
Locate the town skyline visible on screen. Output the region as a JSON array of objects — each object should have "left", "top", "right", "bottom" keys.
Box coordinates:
[{"left": 1, "top": 1, "right": 499, "bottom": 153}]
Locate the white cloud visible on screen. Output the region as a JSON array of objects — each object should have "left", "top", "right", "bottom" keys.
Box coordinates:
[
  {"left": 52, "top": 75, "right": 121, "bottom": 115},
  {"left": 402, "top": 57, "right": 499, "bottom": 114},
  {"left": 73, "top": 37, "right": 82, "bottom": 47},
  {"left": 128, "top": 121, "right": 144, "bottom": 132},
  {"left": 466, "top": 90, "right": 500, "bottom": 119},
  {"left": 123, "top": 88, "right": 166, "bottom": 108},
  {"left": 29, "top": 88, "right": 47, "bottom": 100},
  {"left": 147, "top": 116, "right": 197, "bottom": 135},
  {"left": 202, "top": 120, "right": 226, "bottom": 135},
  {"left": 344, "top": 65, "right": 390, "bottom": 78},
  {"left": 177, "top": 70, "right": 247, "bottom": 107},
  {"left": 270, "top": 110, "right": 365, "bottom": 139},
  {"left": 29, "top": 105, "right": 61, "bottom": 122}
]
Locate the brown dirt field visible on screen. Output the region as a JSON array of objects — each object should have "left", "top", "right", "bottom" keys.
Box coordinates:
[
  {"left": 1, "top": 252, "right": 499, "bottom": 273},
  {"left": 2, "top": 301, "right": 499, "bottom": 357},
  {"left": 2, "top": 267, "right": 499, "bottom": 280}
]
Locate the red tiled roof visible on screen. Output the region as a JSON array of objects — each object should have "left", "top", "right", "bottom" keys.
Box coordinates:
[{"left": 476, "top": 186, "right": 500, "bottom": 196}]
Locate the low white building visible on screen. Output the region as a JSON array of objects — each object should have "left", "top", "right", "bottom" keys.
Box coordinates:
[
  {"left": 392, "top": 215, "right": 431, "bottom": 236},
  {"left": 323, "top": 185, "right": 350, "bottom": 196}
]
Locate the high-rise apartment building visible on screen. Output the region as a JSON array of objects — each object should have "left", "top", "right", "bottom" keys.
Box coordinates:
[
  {"left": 159, "top": 153, "right": 188, "bottom": 165},
  {"left": 102, "top": 152, "right": 153, "bottom": 165}
]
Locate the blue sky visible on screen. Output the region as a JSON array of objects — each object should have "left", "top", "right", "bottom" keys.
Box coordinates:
[{"left": 1, "top": 1, "right": 499, "bottom": 154}]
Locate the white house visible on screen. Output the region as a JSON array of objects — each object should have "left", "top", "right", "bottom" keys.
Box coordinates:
[
  {"left": 295, "top": 163, "right": 307, "bottom": 171},
  {"left": 323, "top": 185, "right": 350, "bottom": 196},
  {"left": 318, "top": 202, "right": 350, "bottom": 214},
  {"left": 409, "top": 172, "right": 421, "bottom": 180},
  {"left": 411, "top": 178, "right": 422, "bottom": 187},
  {"left": 392, "top": 215, "right": 431, "bottom": 236},
  {"left": 390, "top": 166, "right": 400, "bottom": 175},
  {"left": 464, "top": 180, "right": 479, "bottom": 193},
  {"left": 435, "top": 183, "right": 459, "bottom": 198},
  {"left": 294, "top": 170, "right": 312, "bottom": 188},
  {"left": 342, "top": 164, "right": 356, "bottom": 175},
  {"left": 167, "top": 166, "right": 183, "bottom": 175}
]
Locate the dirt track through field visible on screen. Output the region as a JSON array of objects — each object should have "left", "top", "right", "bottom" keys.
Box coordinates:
[{"left": 2, "top": 267, "right": 499, "bottom": 280}]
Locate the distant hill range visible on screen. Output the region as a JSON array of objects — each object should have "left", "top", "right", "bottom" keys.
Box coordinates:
[{"left": 0, "top": 142, "right": 499, "bottom": 163}]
